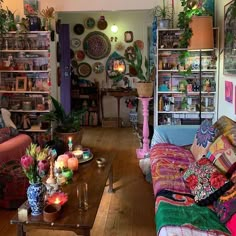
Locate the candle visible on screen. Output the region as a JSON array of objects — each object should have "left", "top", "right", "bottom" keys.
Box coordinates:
[
  {"left": 72, "top": 150, "right": 83, "bottom": 158},
  {"left": 57, "top": 154, "right": 69, "bottom": 168},
  {"left": 68, "top": 137, "right": 73, "bottom": 151},
  {"left": 62, "top": 169, "right": 73, "bottom": 180},
  {"left": 68, "top": 157, "right": 79, "bottom": 171},
  {"left": 47, "top": 192, "right": 68, "bottom": 206}
]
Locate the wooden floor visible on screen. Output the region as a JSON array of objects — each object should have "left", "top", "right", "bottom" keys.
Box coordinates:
[{"left": 0, "top": 127, "right": 156, "bottom": 236}]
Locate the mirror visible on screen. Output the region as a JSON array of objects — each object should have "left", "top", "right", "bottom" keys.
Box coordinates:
[{"left": 106, "top": 51, "right": 126, "bottom": 83}]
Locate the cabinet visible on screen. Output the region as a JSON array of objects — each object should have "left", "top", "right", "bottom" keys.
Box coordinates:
[
  {"left": 0, "top": 31, "right": 51, "bottom": 144},
  {"left": 71, "top": 82, "right": 100, "bottom": 126},
  {"left": 154, "top": 28, "right": 219, "bottom": 126}
]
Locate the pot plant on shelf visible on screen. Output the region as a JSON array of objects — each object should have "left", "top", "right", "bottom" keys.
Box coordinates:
[
  {"left": 152, "top": 0, "right": 172, "bottom": 29},
  {"left": 41, "top": 96, "right": 86, "bottom": 154},
  {"left": 125, "top": 43, "right": 155, "bottom": 98},
  {"left": 177, "top": 0, "right": 214, "bottom": 73}
]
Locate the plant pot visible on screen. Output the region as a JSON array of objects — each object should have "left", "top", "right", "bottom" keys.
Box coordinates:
[
  {"left": 136, "top": 82, "right": 153, "bottom": 98},
  {"left": 158, "top": 19, "right": 170, "bottom": 29},
  {"left": 54, "top": 129, "right": 83, "bottom": 153},
  {"left": 188, "top": 16, "right": 214, "bottom": 50}
]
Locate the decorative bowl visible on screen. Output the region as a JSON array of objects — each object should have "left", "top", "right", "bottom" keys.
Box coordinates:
[{"left": 43, "top": 204, "right": 61, "bottom": 222}]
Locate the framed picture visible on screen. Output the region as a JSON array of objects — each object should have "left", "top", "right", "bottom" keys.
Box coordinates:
[
  {"left": 16, "top": 77, "right": 27, "bottom": 91},
  {"left": 225, "top": 80, "right": 233, "bottom": 103},
  {"left": 24, "top": 0, "right": 38, "bottom": 15},
  {"left": 223, "top": 1, "right": 236, "bottom": 75},
  {"left": 124, "top": 31, "right": 133, "bottom": 43}
]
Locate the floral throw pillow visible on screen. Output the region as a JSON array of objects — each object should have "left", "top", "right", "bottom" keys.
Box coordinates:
[
  {"left": 190, "top": 119, "right": 218, "bottom": 161},
  {"left": 183, "top": 157, "right": 233, "bottom": 206},
  {"left": 206, "top": 135, "right": 236, "bottom": 176}
]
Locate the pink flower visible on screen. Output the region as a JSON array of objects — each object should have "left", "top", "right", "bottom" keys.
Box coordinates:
[
  {"left": 21, "top": 155, "right": 34, "bottom": 170},
  {"left": 37, "top": 160, "right": 49, "bottom": 177}
]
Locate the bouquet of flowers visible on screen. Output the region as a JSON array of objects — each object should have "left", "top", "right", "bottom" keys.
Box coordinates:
[{"left": 21, "top": 143, "right": 50, "bottom": 184}]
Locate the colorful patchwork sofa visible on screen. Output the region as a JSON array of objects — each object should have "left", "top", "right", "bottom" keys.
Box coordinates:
[{"left": 150, "top": 116, "right": 236, "bottom": 236}]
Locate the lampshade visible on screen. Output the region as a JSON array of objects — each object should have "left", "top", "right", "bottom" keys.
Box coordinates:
[
  {"left": 188, "top": 16, "right": 214, "bottom": 50},
  {"left": 111, "top": 24, "right": 118, "bottom": 33}
]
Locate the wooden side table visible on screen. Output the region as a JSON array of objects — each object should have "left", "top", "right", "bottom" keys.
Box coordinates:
[{"left": 100, "top": 88, "right": 138, "bottom": 127}]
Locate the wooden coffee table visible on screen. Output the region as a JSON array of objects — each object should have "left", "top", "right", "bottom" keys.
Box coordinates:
[{"left": 10, "top": 152, "right": 114, "bottom": 236}]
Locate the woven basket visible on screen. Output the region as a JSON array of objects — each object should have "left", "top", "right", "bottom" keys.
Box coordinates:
[{"left": 136, "top": 82, "right": 153, "bottom": 97}]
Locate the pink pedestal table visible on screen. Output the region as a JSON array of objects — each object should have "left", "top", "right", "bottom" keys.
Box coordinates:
[{"left": 136, "top": 97, "right": 153, "bottom": 159}]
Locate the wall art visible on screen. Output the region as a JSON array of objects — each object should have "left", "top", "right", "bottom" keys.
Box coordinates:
[
  {"left": 16, "top": 77, "right": 27, "bottom": 91},
  {"left": 124, "top": 31, "right": 133, "bottom": 43},
  {"left": 224, "top": 1, "right": 236, "bottom": 75},
  {"left": 24, "top": 0, "right": 38, "bottom": 15},
  {"left": 225, "top": 80, "right": 233, "bottom": 103}
]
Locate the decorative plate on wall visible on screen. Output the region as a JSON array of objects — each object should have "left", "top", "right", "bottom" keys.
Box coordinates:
[
  {"left": 84, "top": 17, "right": 96, "bottom": 29},
  {"left": 76, "top": 50, "right": 85, "bottom": 61},
  {"left": 83, "top": 31, "right": 111, "bottom": 60},
  {"left": 71, "top": 38, "right": 81, "bottom": 48},
  {"left": 93, "top": 62, "right": 104, "bottom": 74},
  {"left": 97, "top": 16, "right": 108, "bottom": 30},
  {"left": 73, "top": 24, "right": 85, "bottom": 35},
  {"left": 77, "top": 62, "right": 92, "bottom": 77}
]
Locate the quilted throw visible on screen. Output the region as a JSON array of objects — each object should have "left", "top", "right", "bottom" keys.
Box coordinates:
[
  {"left": 150, "top": 143, "right": 195, "bottom": 196},
  {"left": 155, "top": 190, "right": 230, "bottom": 235}
]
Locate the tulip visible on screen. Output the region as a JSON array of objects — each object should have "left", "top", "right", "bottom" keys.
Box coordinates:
[{"left": 21, "top": 155, "right": 34, "bottom": 170}]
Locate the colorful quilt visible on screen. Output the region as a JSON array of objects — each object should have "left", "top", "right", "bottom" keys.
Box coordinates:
[
  {"left": 155, "top": 190, "right": 230, "bottom": 235},
  {"left": 150, "top": 143, "right": 195, "bottom": 196}
]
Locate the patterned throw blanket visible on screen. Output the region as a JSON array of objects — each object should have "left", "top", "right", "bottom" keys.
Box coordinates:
[{"left": 155, "top": 190, "right": 230, "bottom": 235}]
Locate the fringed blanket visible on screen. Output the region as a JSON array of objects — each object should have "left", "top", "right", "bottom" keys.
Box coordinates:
[{"left": 155, "top": 190, "right": 230, "bottom": 235}]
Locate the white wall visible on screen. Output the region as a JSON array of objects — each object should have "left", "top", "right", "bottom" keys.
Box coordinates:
[{"left": 216, "top": 0, "right": 236, "bottom": 121}]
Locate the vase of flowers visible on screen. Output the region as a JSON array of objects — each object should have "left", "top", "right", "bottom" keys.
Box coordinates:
[{"left": 21, "top": 143, "right": 50, "bottom": 215}]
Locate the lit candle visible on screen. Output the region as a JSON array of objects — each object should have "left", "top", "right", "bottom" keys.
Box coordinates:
[
  {"left": 57, "top": 154, "right": 69, "bottom": 168},
  {"left": 68, "top": 157, "right": 79, "bottom": 171},
  {"left": 54, "top": 197, "right": 61, "bottom": 204},
  {"left": 47, "top": 192, "right": 68, "bottom": 206},
  {"left": 68, "top": 137, "right": 73, "bottom": 151}
]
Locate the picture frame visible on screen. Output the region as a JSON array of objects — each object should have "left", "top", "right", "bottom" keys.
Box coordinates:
[
  {"left": 23, "top": 0, "right": 38, "bottom": 16},
  {"left": 225, "top": 80, "right": 233, "bottom": 103},
  {"left": 124, "top": 31, "right": 133, "bottom": 43},
  {"left": 223, "top": 0, "right": 236, "bottom": 75},
  {"left": 16, "top": 77, "right": 27, "bottom": 91}
]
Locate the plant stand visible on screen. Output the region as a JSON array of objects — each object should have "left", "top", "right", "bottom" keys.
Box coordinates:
[{"left": 136, "top": 97, "right": 152, "bottom": 159}]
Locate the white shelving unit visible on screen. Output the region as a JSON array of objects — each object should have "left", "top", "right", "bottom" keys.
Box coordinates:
[
  {"left": 154, "top": 28, "right": 219, "bottom": 126},
  {"left": 0, "top": 31, "right": 52, "bottom": 143}
]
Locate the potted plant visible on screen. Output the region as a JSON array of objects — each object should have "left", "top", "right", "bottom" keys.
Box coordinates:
[
  {"left": 125, "top": 43, "right": 154, "bottom": 97},
  {"left": 0, "top": 0, "right": 17, "bottom": 34},
  {"left": 177, "top": 0, "right": 214, "bottom": 71},
  {"left": 152, "top": 0, "right": 172, "bottom": 28},
  {"left": 41, "top": 96, "right": 86, "bottom": 153}
]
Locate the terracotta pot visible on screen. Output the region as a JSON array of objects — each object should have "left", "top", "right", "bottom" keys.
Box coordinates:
[
  {"left": 188, "top": 16, "right": 214, "bottom": 50},
  {"left": 136, "top": 82, "right": 153, "bottom": 98},
  {"left": 54, "top": 129, "right": 83, "bottom": 153}
]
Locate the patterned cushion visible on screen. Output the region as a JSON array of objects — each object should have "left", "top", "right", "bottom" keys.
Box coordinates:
[
  {"left": 0, "top": 128, "right": 11, "bottom": 144},
  {"left": 0, "top": 114, "right": 5, "bottom": 128},
  {"left": 183, "top": 157, "right": 233, "bottom": 206},
  {"left": 213, "top": 183, "right": 236, "bottom": 223},
  {"left": 213, "top": 116, "right": 236, "bottom": 135},
  {"left": 190, "top": 119, "right": 218, "bottom": 161},
  {"left": 206, "top": 135, "right": 236, "bottom": 176}
]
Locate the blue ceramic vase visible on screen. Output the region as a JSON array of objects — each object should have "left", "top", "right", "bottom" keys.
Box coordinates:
[{"left": 27, "top": 183, "right": 46, "bottom": 216}]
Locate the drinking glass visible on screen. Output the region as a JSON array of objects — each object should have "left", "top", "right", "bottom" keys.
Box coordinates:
[{"left": 76, "top": 182, "right": 88, "bottom": 211}]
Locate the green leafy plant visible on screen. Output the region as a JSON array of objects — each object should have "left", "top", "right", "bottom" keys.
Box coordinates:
[
  {"left": 125, "top": 43, "right": 151, "bottom": 82},
  {"left": 42, "top": 96, "right": 86, "bottom": 133},
  {"left": 0, "top": 0, "right": 16, "bottom": 34},
  {"left": 177, "top": 0, "right": 213, "bottom": 74},
  {"left": 152, "top": 0, "right": 172, "bottom": 20}
]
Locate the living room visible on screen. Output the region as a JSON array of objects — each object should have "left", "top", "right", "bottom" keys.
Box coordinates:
[{"left": 0, "top": 0, "right": 236, "bottom": 235}]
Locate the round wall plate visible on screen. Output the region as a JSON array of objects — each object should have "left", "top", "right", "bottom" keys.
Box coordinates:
[
  {"left": 77, "top": 62, "right": 92, "bottom": 77},
  {"left": 84, "top": 17, "right": 95, "bottom": 29},
  {"left": 71, "top": 38, "right": 81, "bottom": 48},
  {"left": 73, "top": 24, "right": 85, "bottom": 35}
]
